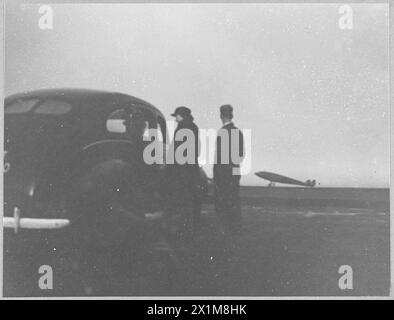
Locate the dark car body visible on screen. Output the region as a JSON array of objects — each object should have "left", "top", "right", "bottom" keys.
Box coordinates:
[{"left": 3, "top": 88, "right": 207, "bottom": 296}]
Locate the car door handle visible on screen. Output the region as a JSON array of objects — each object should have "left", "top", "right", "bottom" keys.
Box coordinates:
[{"left": 3, "top": 207, "right": 70, "bottom": 233}]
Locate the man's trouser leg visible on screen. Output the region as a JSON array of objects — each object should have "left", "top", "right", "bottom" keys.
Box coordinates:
[
  {"left": 187, "top": 170, "right": 201, "bottom": 236},
  {"left": 214, "top": 179, "right": 231, "bottom": 233},
  {"left": 230, "top": 175, "right": 242, "bottom": 233}
]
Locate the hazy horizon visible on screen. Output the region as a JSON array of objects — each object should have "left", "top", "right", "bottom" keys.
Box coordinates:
[{"left": 5, "top": 3, "right": 389, "bottom": 188}]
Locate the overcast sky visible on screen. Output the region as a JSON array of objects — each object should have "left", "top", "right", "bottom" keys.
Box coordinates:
[{"left": 5, "top": 3, "right": 389, "bottom": 187}]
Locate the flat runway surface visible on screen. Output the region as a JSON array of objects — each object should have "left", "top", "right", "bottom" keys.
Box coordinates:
[
  {"left": 168, "top": 203, "right": 390, "bottom": 296},
  {"left": 3, "top": 200, "right": 390, "bottom": 297}
]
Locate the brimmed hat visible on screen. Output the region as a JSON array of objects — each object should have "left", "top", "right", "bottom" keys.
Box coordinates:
[{"left": 171, "top": 106, "right": 193, "bottom": 119}]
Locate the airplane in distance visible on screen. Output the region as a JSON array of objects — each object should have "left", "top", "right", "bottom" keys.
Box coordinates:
[{"left": 255, "top": 171, "right": 316, "bottom": 187}]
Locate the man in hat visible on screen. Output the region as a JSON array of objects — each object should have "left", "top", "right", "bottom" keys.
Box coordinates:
[
  {"left": 166, "top": 106, "right": 201, "bottom": 237},
  {"left": 213, "top": 104, "right": 244, "bottom": 236}
]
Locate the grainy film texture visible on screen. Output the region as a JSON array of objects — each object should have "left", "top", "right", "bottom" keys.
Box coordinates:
[{"left": 3, "top": 2, "right": 390, "bottom": 297}]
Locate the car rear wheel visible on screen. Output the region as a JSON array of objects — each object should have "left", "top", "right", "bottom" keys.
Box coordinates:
[{"left": 63, "top": 158, "right": 179, "bottom": 295}]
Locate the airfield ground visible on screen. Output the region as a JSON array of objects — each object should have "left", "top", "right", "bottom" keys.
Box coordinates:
[
  {"left": 164, "top": 202, "right": 390, "bottom": 296},
  {"left": 3, "top": 189, "right": 390, "bottom": 297}
]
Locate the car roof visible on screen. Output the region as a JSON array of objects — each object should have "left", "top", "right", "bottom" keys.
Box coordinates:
[{"left": 5, "top": 88, "right": 165, "bottom": 119}]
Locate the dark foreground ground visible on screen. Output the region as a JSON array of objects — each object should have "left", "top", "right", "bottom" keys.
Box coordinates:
[
  {"left": 166, "top": 203, "right": 390, "bottom": 296},
  {"left": 4, "top": 189, "right": 390, "bottom": 297}
]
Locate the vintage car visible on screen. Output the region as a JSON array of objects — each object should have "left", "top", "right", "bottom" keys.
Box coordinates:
[{"left": 3, "top": 88, "right": 208, "bottom": 296}]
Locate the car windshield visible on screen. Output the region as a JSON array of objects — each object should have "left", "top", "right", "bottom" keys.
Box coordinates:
[
  {"left": 6, "top": 99, "right": 73, "bottom": 115},
  {"left": 5, "top": 99, "right": 39, "bottom": 114},
  {"left": 35, "top": 100, "right": 73, "bottom": 115}
]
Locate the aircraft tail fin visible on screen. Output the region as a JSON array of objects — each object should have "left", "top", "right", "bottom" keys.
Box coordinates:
[{"left": 306, "top": 179, "right": 316, "bottom": 187}]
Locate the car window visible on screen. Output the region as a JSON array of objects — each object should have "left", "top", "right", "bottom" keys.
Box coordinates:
[
  {"left": 35, "top": 100, "right": 73, "bottom": 115},
  {"left": 5, "top": 99, "right": 39, "bottom": 114},
  {"left": 157, "top": 117, "right": 167, "bottom": 144},
  {"left": 157, "top": 122, "right": 164, "bottom": 142},
  {"left": 106, "top": 108, "right": 150, "bottom": 137},
  {"left": 142, "top": 121, "right": 150, "bottom": 138},
  {"left": 106, "top": 109, "right": 128, "bottom": 133}
]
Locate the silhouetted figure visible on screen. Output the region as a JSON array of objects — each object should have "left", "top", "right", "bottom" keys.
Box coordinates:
[
  {"left": 213, "top": 104, "right": 244, "bottom": 236},
  {"left": 166, "top": 106, "right": 201, "bottom": 237}
]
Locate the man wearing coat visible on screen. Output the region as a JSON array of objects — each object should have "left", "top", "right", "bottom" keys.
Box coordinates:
[{"left": 213, "top": 104, "right": 244, "bottom": 236}]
